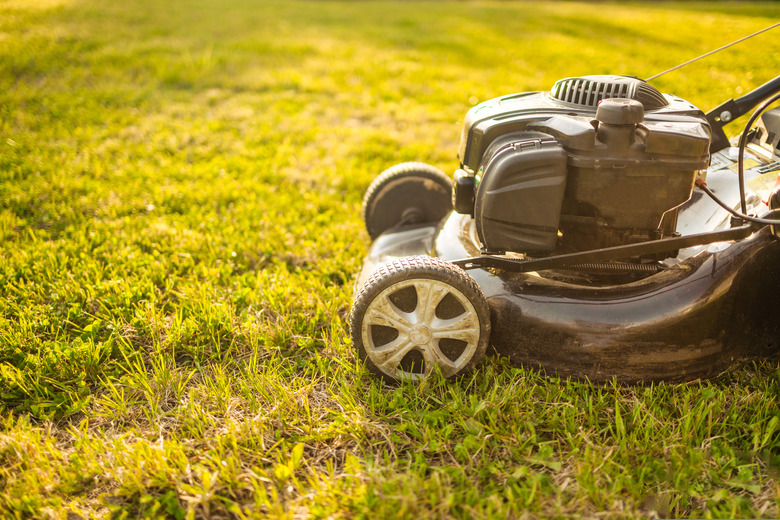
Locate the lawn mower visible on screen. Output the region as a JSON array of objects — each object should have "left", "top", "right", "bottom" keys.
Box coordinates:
[{"left": 350, "top": 52, "right": 780, "bottom": 383}]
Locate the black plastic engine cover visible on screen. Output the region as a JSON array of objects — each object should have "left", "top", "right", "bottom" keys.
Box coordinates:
[
  {"left": 458, "top": 76, "right": 712, "bottom": 254},
  {"left": 474, "top": 133, "right": 567, "bottom": 253}
]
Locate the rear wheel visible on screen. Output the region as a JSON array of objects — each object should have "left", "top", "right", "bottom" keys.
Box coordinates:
[
  {"left": 350, "top": 256, "right": 490, "bottom": 381},
  {"left": 362, "top": 162, "right": 452, "bottom": 240}
]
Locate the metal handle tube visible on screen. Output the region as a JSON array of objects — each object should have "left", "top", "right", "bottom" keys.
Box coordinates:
[{"left": 707, "top": 75, "right": 780, "bottom": 153}]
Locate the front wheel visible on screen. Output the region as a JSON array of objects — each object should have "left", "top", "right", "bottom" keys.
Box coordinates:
[{"left": 350, "top": 256, "right": 491, "bottom": 382}]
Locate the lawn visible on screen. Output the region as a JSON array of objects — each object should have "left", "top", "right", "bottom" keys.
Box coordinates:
[{"left": 1, "top": 0, "right": 779, "bottom": 518}]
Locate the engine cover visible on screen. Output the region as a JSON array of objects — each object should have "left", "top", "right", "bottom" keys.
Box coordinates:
[
  {"left": 474, "top": 133, "right": 568, "bottom": 253},
  {"left": 455, "top": 75, "right": 712, "bottom": 255}
]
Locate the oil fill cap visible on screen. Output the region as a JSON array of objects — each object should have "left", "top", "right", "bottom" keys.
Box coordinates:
[{"left": 596, "top": 98, "right": 644, "bottom": 125}]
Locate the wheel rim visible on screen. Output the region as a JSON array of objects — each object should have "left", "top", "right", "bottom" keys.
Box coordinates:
[{"left": 361, "top": 278, "right": 482, "bottom": 380}]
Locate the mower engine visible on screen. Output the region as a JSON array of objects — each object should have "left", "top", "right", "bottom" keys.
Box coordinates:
[{"left": 453, "top": 75, "right": 712, "bottom": 256}]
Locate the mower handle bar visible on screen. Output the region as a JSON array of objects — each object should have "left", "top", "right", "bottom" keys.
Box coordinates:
[{"left": 707, "top": 75, "right": 780, "bottom": 153}]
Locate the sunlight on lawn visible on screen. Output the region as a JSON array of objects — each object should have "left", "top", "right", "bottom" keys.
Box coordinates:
[{"left": 1, "top": 0, "right": 779, "bottom": 518}]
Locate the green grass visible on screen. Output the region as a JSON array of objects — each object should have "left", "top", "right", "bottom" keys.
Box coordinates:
[{"left": 1, "top": 0, "right": 779, "bottom": 517}]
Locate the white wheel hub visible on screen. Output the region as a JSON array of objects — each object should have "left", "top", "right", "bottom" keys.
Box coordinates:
[{"left": 409, "top": 326, "right": 432, "bottom": 345}]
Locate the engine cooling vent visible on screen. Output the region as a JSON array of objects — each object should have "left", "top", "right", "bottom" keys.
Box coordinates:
[{"left": 550, "top": 75, "right": 669, "bottom": 110}]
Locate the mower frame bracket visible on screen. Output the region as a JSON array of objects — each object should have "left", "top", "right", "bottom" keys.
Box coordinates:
[{"left": 453, "top": 224, "right": 755, "bottom": 272}]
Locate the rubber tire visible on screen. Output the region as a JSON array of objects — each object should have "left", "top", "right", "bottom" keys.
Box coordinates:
[
  {"left": 362, "top": 162, "right": 452, "bottom": 240},
  {"left": 350, "top": 255, "right": 491, "bottom": 382}
]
